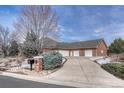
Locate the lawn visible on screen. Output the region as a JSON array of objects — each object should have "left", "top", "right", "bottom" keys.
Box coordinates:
[{"left": 101, "top": 63, "right": 124, "bottom": 80}]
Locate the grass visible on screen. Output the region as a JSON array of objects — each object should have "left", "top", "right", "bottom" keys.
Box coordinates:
[{"left": 101, "top": 63, "right": 124, "bottom": 80}]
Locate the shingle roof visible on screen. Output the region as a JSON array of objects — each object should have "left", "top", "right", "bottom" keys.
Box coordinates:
[
  {"left": 43, "top": 38, "right": 106, "bottom": 49},
  {"left": 43, "top": 37, "right": 58, "bottom": 48}
]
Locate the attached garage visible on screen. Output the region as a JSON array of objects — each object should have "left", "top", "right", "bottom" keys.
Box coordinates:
[
  {"left": 43, "top": 38, "right": 107, "bottom": 57},
  {"left": 84, "top": 50, "right": 93, "bottom": 57},
  {"left": 73, "top": 50, "right": 79, "bottom": 56},
  {"left": 58, "top": 50, "right": 80, "bottom": 57},
  {"left": 58, "top": 50, "right": 69, "bottom": 56}
]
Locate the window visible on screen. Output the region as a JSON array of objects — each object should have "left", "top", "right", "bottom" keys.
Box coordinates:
[{"left": 101, "top": 50, "right": 104, "bottom": 54}]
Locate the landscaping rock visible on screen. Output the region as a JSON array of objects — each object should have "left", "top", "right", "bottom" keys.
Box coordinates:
[
  {"left": 96, "top": 58, "right": 111, "bottom": 65},
  {"left": 21, "top": 63, "right": 30, "bottom": 69},
  {"left": 0, "top": 63, "right": 7, "bottom": 67},
  {"left": 11, "top": 63, "right": 20, "bottom": 67}
]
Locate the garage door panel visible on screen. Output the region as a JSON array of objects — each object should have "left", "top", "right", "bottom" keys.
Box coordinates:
[
  {"left": 85, "top": 50, "right": 93, "bottom": 57},
  {"left": 73, "top": 50, "right": 79, "bottom": 56},
  {"left": 59, "top": 50, "right": 69, "bottom": 56}
]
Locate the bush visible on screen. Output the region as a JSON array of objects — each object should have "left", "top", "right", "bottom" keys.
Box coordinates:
[
  {"left": 101, "top": 63, "right": 124, "bottom": 79},
  {"left": 22, "top": 46, "right": 38, "bottom": 58},
  {"left": 22, "top": 31, "right": 39, "bottom": 58},
  {"left": 9, "top": 40, "right": 19, "bottom": 56},
  {"left": 43, "top": 51, "right": 63, "bottom": 70},
  {"left": 109, "top": 38, "right": 124, "bottom": 54}
]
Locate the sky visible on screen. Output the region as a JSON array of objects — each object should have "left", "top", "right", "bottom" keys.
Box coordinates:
[{"left": 0, "top": 5, "right": 124, "bottom": 45}]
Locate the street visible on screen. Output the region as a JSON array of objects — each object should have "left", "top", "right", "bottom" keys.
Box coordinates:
[{"left": 0, "top": 75, "right": 72, "bottom": 88}]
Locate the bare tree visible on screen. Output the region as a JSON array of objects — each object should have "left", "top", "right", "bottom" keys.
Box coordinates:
[
  {"left": 14, "top": 5, "right": 58, "bottom": 54},
  {"left": 0, "top": 25, "right": 10, "bottom": 57},
  {"left": 9, "top": 31, "right": 19, "bottom": 42}
]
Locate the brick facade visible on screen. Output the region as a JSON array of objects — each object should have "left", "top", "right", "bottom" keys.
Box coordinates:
[
  {"left": 92, "top": 49, "right": 97, "bottom": 56},
  {"left": 42, "top": 40, "right": 107, "bottom": 57},
  {"left": 96, "top": 41, "right": 107, "bottom": 56}
]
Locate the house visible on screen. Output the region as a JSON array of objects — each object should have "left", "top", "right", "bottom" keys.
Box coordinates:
[{"left": 43, "top": 38, "right": 107, "bottom": 57}]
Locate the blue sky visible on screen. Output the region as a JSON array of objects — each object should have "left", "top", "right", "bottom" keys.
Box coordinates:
[{"left": 0, "top": 5, "right": 124, "bottom": 45}]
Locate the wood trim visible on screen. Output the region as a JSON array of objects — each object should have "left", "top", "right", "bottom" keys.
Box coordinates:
[
  {"left": 72, "top": 51, "right": 74, "bottom": 56},
  {"left": 96, "top": 49, "right": 97, "bottom": 56},
  {"left": 69, "top": 50, "right": 71, "bottom": 56}
]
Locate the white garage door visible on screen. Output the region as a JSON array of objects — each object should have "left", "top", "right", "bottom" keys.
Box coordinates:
[
  {"left": 59, "top": 50, "right": 69, "bottom": 56},
  {"left": 73, "top": 50, "right": 79, "bottom": 56},
  {"left": 85, "top": 50, "right": 93, "bottom": 57}
]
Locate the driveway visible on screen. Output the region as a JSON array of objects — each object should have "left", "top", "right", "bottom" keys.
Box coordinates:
[{"left": 47, "top": 57, "right": 124, "bottom": 87}]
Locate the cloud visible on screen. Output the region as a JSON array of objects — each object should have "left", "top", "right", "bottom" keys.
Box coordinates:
[
  {"left": 58, "top": 25, "right": 75, "bottom": 41},
  {"left": 93, "top": 23, "right": 124, "bottom": 45},
  {"left": 0, "top": 6, "right": 20, "bottom": 30},
  {"left": 58, "top": 24, "right": 93, "bottom": 42},
  {"left": 94, "top": 28, "right": 104, "bottom": 34},
  {"left": 1, "top": 5, "right": 124, "bottom": 45},
  {"left": 54, "top": 6, "right": 124, "bottom": 44}
]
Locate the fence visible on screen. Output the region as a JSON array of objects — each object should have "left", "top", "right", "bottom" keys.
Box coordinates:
[{"left": 109, "top": 53, "right": 124, "bottom": 62}]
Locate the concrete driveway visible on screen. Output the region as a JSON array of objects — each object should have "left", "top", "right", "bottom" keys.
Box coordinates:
[{"left": 48, "top": 57, "right": 124, "bottom": 87}]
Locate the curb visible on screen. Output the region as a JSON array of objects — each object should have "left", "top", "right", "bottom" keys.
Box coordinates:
[
  {"left": 1, "top": 71, "right": 124, "bottom": 88},
  {"left": 0, "top": 71, "right": 78, "bottom": 87}
]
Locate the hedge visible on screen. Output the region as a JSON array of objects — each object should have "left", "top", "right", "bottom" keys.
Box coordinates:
[
  {"left": 43, "top": 51, "right": 63, "bottom": 70},
  {"left": 101, "top": 63, "right": 124, "bottom": 80}
]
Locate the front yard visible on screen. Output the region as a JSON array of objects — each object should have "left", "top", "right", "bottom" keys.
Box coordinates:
[{"left": 0, "top": 52, "right": 66, "bottom": 76}]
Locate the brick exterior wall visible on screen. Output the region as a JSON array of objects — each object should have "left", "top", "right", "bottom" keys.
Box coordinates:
[
  {"left": 96, "top": 41, "right": 107, "bottom": 56},
  {"left": 43, "top": 48, "right": 51, "bottom": 53},
  {"left": 92, "top": 49, "right": 97, "bottom": 56},
  {"left": 43, "top": 48, "right": 59, "bottom": 53},
  {"left": 79, "top": 48, "right": 98, "bottom": 56},
  {"left": 79, "top": 41, "right": 107, "bottom": 57},
  {"left": 79, "top": 49, "right": 84, "bottom": 56}
]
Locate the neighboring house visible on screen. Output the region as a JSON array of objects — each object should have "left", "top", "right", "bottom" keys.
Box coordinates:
[{"left": 43, "top": 38, "right": 107, "bottom": 57}]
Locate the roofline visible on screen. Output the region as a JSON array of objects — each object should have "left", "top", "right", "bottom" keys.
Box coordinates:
[
  {"left": 97, "top": 39, "right": 108, "bottom": 48},
  {"left": 43, "top": 38, "right": 108, "bottom": 49},
  {"left": 44, "top": 46, "right": 106, "bottom": 50},
  {"left": 55, "top": 39, "right": 107, "bottom": 49}
]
